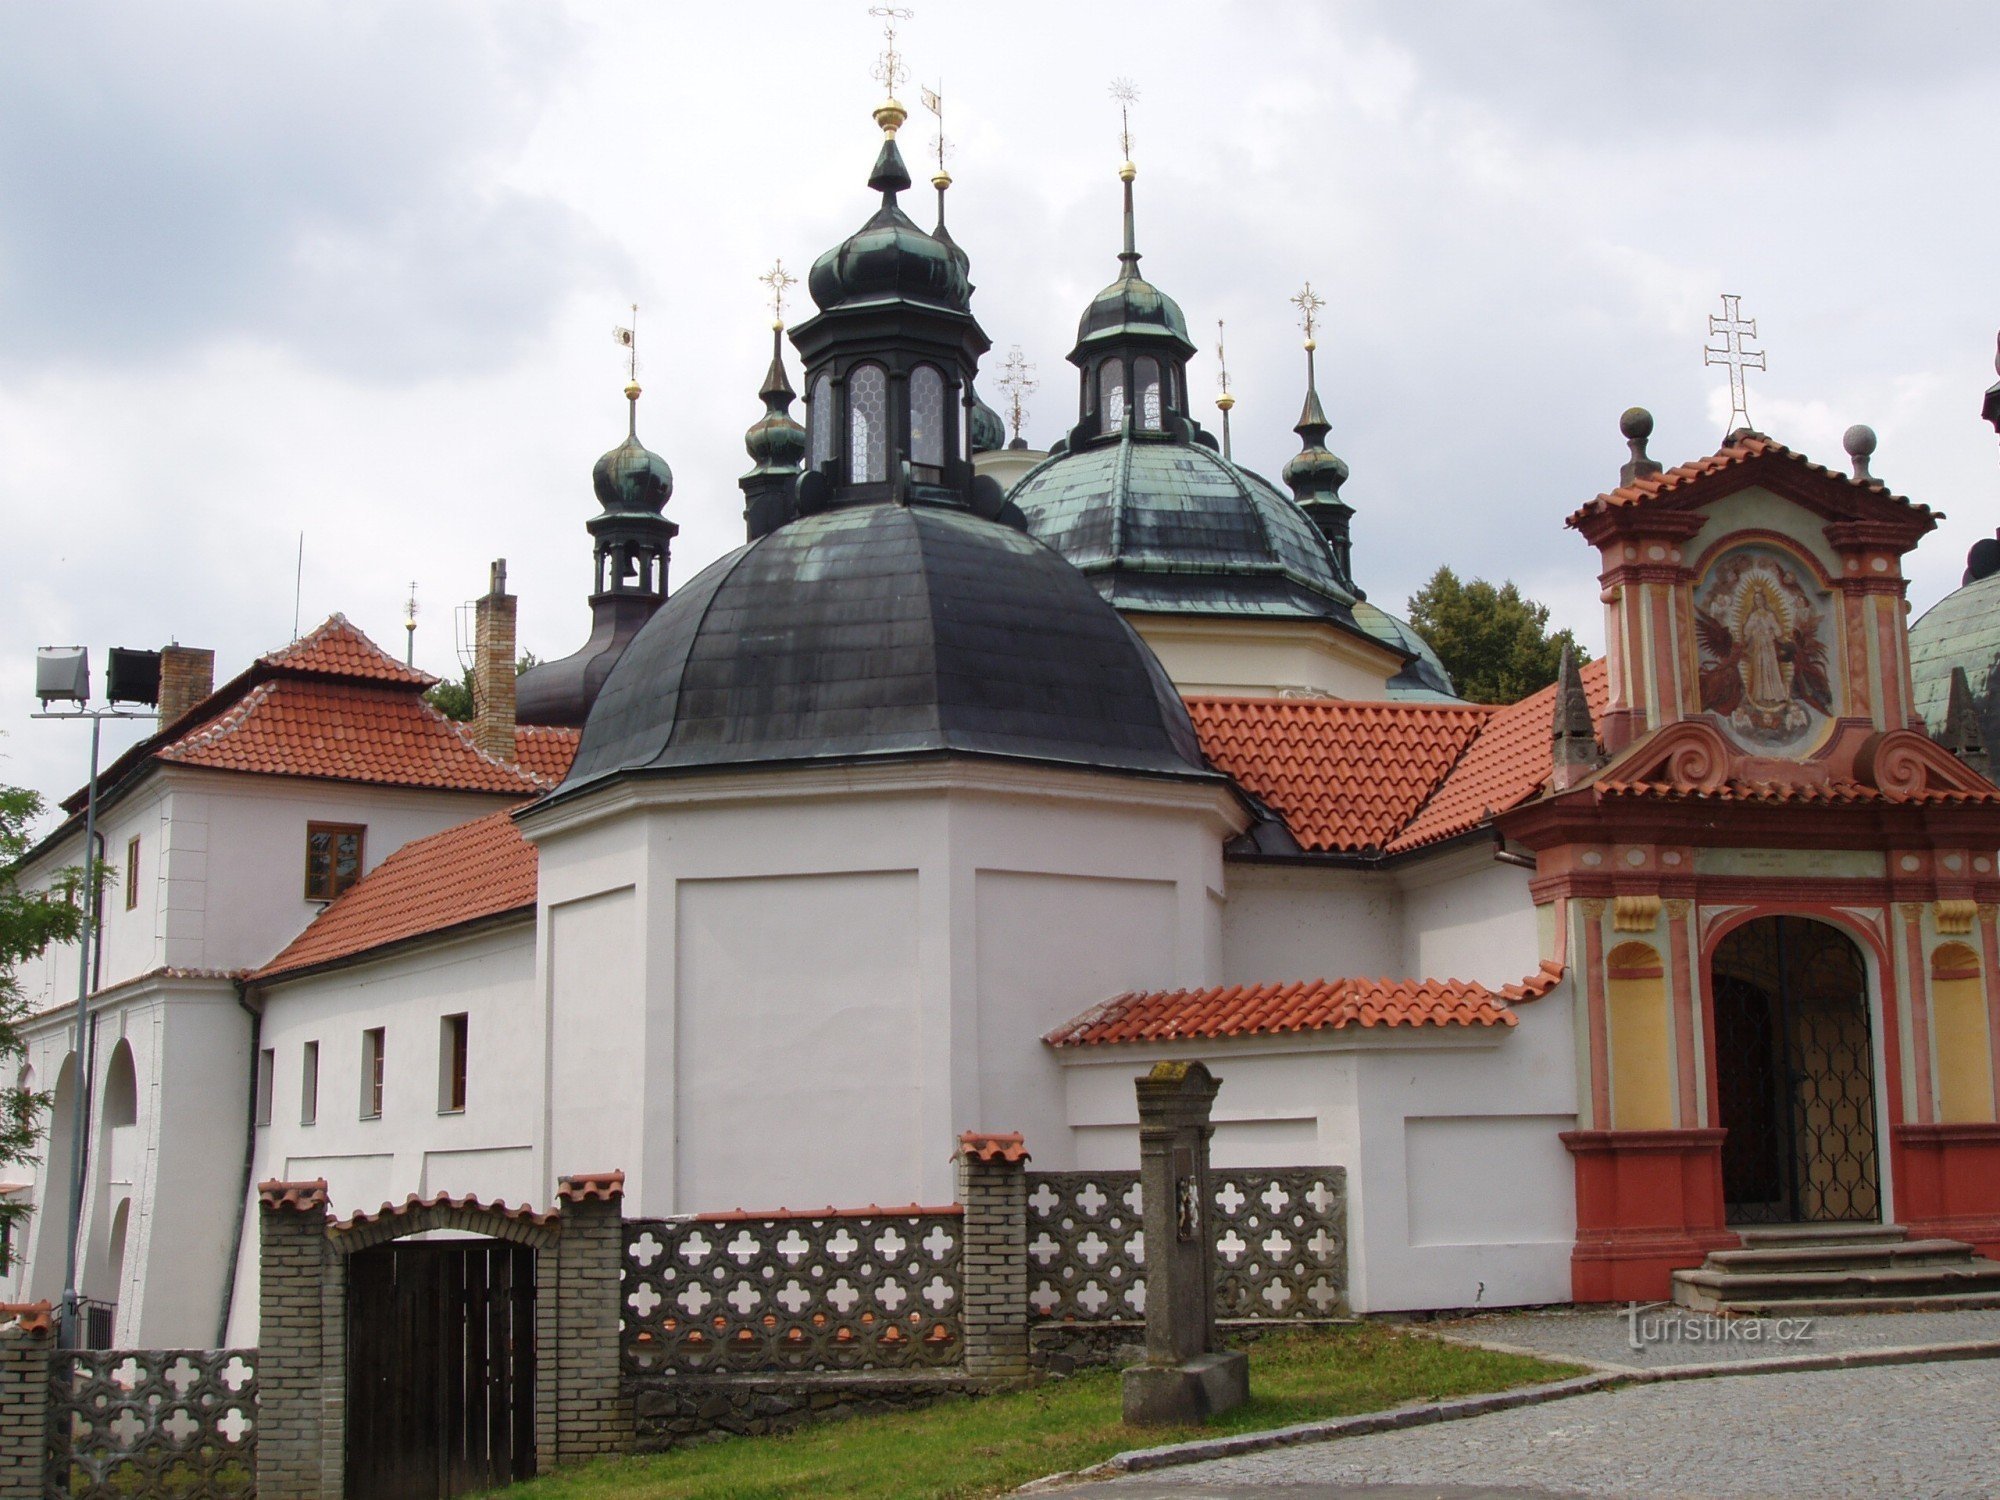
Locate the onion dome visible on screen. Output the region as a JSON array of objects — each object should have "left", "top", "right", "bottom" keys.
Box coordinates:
[
  {"left": 592, "top": 382, "right": 673, "bottom": 515},
  {"left": 968, "top": 388, "right": 1006, "bottom": 454},
  {"left": 559, "top": 503, "right": 1211, "bottom": 789},
  {"left": 1074, "top": 163, "right": 1195, "bottom": 364},
  {"left": 807, "top": 131, "right": 970, "bottom": 315},
  {"left": 1281, "top": 334, "right": 1355, "bottom": 591},
  {"left": 744, "top": 327, "right": 807, "bottom": 472}
]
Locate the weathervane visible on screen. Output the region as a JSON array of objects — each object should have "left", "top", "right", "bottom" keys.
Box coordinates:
[
  {"left": 612, "top": 303, "right": 639, "bottom": 382},
  {"left": 1215, "top": 319, "right": 1236, "bottom": 460},
  {"left": 1291, "top": 281, "right": 1325, "bottom": 346},
  {"left": 760, "top": 261, "right": 797, "bottom": 329},
  {"left": 920, "top": 82, "right": 951, "bottom": 182},
  {"left": 1109, "top": 77, "right": 1138, "bottom": 161},
  {"left": 870, "top": 6, "right": 913, "bottom": 104},
  {"left": 1704, "top": 293, "right": 1765, "bottom": 438},
  {"left": 998, "top": 345, "right": 1038, "bottom": 445}
]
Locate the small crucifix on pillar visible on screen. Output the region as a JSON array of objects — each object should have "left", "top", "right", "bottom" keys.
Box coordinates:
[{"left": 1704, "top": 293, "right": 1766, "bottom": 440}]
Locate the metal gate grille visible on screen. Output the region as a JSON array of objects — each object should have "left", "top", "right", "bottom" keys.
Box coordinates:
[
  {"left": 1714, "top": 917, "right": 1880, "bottom": 1226},
  {"left": 345, "top": 1240, "right": 535, "bottom": 1500}
]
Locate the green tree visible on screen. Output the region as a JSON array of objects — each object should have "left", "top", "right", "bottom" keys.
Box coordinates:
[
  {"left": 425, "top": 652, "right": 540, "bottom": 722},
  {"left": 1, "top": 781, "right": 86, "bottom": 1267},
  {"left": 1407, "top": 566, "right": 1588, "bottom": 706}
]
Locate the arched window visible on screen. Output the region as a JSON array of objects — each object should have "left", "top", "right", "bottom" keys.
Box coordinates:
[
  {"left": 910, "top": 365, "right": 946, "bottom": 471},
  {"left": 1098, "top": 359, "right": 1126, "bottom": 435},
  {"left": 809, "top": 374, "right": 835, "bottom": 469},
  {"left": 848, "top": 364, "right": 888, "bottom": 483},
  {"left": 1135, "top": 357, "right": 1162, "bottom": 430}
]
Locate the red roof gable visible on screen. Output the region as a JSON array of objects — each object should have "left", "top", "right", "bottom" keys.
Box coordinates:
[
  {"left": 1390, "top": 659, "right": 1611, "bottom": 852},
  {"left": 258, "top": 615, "right": 438, "bottom": 687},
  {"left": 1046, "top": 963, "right": 1563, "bottom": 1047},
  {"left": 255, "top": 809, "right": 537, "bottom": 980},
  {"left": 1188, "top": 697, "right": 1492, "bottom": 852}
]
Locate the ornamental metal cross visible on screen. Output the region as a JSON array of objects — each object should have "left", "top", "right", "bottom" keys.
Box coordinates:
[
  {"left": 1110, "top": 78, "right": 1138, "bottom": 159},
  {"left": 1704, "top": 293, "right": 1765, "bottom": 437},
  {"left": 759, "top": 262, "right": 797, "bottom": 326},
  {"left": 1291, "top": 281, "right": 1325, "bottom": 343},
  {"left": 870, "top": 6, "right": 913, "bottom": 99},
  {"left": 998, "top": 345, "right": 1038, "bottom": 443}
]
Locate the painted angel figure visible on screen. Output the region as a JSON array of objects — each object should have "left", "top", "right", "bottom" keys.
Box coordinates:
[{"left": 1696, "top": 605, "right": 1833, "bottom": 720}]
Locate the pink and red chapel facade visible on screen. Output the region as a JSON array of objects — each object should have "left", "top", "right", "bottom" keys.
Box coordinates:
[{"left": 1504, "top": 432, "right": 2000, "bottom": 1301}]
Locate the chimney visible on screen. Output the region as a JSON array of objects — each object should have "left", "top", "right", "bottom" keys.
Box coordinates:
[
  {"left": 471, "top": 559, "right": 518, "bottom": 763},
  {"left": 157, "top": 645, "right": 215, "bottom": 729}
]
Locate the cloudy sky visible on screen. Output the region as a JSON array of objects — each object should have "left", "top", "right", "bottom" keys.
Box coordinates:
[{"left": 3, "top": 1, "right": 1996, "bottom": 814}]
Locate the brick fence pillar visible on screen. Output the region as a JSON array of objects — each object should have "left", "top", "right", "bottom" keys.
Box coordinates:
[
  {"left": 546, "top": 1171, "right": 630, "bottom": 1468},
  {"left": 955, "top": 1132, "right": 1031, "bottom": 1378},
  {"left": 0, "top": 1305, "right": 52, "bottom": 1500},
  {"left": 257, "top": 1179, "right": 336, "bottom": 1500}
]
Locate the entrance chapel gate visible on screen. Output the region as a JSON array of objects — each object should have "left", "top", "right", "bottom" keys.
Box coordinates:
[
  {"left": 1711, "top": 915, "right": 1881, "bottom": 1226},
  {"left": 345, "top": 1238, "right": 536, "bottom": 1500}
]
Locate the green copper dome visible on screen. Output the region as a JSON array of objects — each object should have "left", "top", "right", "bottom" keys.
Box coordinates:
[
  {"left": 969, "top": 389, "right": 1006, "bottom": 454},
  {"left": 1075, "top": 272, "right": 1193, "bottom": 355},
  {"left": 807, "top": 136, "right": 970, "bottom": 315},
  {"left": 592, "top": 391, "right": 672, "bottom": 516},
  {"left": 1909, "top": 566, "right": 2000, "bottom": 732},
  {"left": 1351, "top": 600, "right": 1457, "bottom": 701}
]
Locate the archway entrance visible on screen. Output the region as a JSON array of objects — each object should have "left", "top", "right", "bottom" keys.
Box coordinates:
[{"left": 1712, "top": 916, "right": 1880, "bottom": 1225}]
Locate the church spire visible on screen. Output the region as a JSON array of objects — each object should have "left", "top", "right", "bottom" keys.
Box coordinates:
[
  {"left": 1548, "top": 645, "right": 1604, "bottom": 792},
  {"left": 743, "top": 264, "right": 806, "bottom": 541},
  {"left": 1280, "top": 281, "right": 1355, "bottom": 588}
]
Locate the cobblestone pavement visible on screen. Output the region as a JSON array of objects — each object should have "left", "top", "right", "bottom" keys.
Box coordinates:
[
  {"left": 1060, "top": 1359, "right": 2000, "bottom": 1498},
  {"left": 1423, "top": 1304, "right": 2000, "bottom": 1370}
]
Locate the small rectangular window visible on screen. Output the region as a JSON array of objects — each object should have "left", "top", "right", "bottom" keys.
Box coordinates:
[
  {"left": 124, "top": 836, "right": 140, "bottom": 911},
  {"left": 255, "top": 1048, "right": 275, "bottom": 1127},
  {"left": 301, "top": 1041, "right": 319, "bottom": 1126},
  {"left": 305, "top": 823, "right": 366, "bottom": 902},
  {"left": 438, "top": 1013, "right": 468, "bottom": 1113},
  {"left": 360, "top": 1027, "right": 385, "bottom": 1119}
]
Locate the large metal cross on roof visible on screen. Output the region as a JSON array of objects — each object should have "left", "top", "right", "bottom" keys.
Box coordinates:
[{"left": 1704, "top": 293, "right": 1766, "bottom": 439}]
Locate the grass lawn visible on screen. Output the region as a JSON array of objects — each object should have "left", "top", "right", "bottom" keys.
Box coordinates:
[{"left": 490, "top": 1324, "right": 1582, "bottom": 1500}]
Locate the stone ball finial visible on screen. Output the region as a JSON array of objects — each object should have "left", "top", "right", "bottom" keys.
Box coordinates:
[
  {"left": 1844, "top": 423, "right": 1877, "bottom": 482},
  {"left": 1618, "top": 406, "right": 1661, "bottom": 484}
]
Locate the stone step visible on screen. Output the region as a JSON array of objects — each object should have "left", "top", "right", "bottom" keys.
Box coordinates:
[
  {"left": 1730, "top": 1222, "right": 1908, "bottom": 1250},
  {"left": 1701, "top": 1237, "right": 1976, "bottom": 1274},
  {"left": 1672, "top": 1261, "right": 2000, "bottom": 1313},
  {"left": 1700, "top": 1289, "right": 2000, "bottom": 1318}
]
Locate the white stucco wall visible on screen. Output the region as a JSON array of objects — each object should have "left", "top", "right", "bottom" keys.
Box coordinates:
[
  {"left": 1219, "top": 864, "right": 1405, "bottom": 982},
  {"left": 524, "top": 761, "right": 1241, "bottom": 1218},
  {"left": 1396, "top": 846, "right": 1540, "bottom": 985},
  {"left": 1131, "top": 617, "right": 1405, "bottom": 700}
]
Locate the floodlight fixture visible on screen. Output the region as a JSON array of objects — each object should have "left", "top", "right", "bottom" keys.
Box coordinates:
[
  {"left": 106, "top": 647, "right": 162, "bottom": 707},
  {"left": 35, "top": 646, "right": 89, "bottom": 707}
]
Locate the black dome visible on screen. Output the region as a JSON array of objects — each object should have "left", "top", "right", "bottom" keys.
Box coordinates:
[{"left": 560, "top": 503, "right": 1212, "bottom": 788}]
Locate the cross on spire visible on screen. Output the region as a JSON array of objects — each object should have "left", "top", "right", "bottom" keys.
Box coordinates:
[
  {"left": 1109, "top": 78, "right": 1138, "bottom": 162},
  {"left": 870, "top": 6, "right": 913, "bottom": 102},
  {"left": 759, "top": 261, "right": 797, "bottom": 329},
  {"left": 1291, "top": 281, "right": 1325, "bottom": 346},
  {"left": 997, "top": 345, "right": 1038, "bottom": 444},
  {"left": 1704, "top": 292, "right": 1765, "bottom": 438}
]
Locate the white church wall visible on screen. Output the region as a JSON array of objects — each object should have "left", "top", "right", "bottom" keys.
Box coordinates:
[
  {"left": 1131, "top": 617, "right": 1405, "bottom": 700},
  {"left": 1219, "top": 864, "right": 1404, "bottom": 983},
  {"left": 523, "top": 763, "right": 1240, "bottom": 1217},
  {"left": 1395, "top": 845, "right": 1540, "bottom": 985}
]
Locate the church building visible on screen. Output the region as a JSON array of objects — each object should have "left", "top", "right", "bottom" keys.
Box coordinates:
[{"left": 9, "top": 84, "right": 2000, "bottom": 1348}]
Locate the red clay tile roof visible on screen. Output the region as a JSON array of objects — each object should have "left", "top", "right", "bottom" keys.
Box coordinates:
[
  {"left": 557, "top": 1171, "right": 626, "bottom": 1203},
  {"left": 514, "top": 724, "right": 582, "bottom": 785},
  {"left": 1046, "top": 962, "right": 1564, "bottom": 1047},
  {"left": 331, "top": 1190, "right": 556, "bottom": 1234},
  {"left": 956, "top": 1131, "right": 1030, "bottom": 1164},
  {"left": 0, "top": 1302, "right": 54, "bottom": 1337},
  {"left": 1389, "top": 660, "right": 1611, "bottom": 852},
  {"left": 157, "top": 679, "right": 541, "bottom": 795},
  {"left": 257, "top": 1179, "right": 330, "bottom": 1214},
  {"left": 254, "top": 809, "right": 537, "bottom": 981},
  {"left": 1566, "top": 432, "right": 1932, "bottom": 528},
  {"left": 1594, "top": 777, "right": 2000, "bottom": 807},
  {"left": 258, "top": 614, "right": 438, "bottom": 687},
  {"left": 1188, "top": 697, "right": 1492, "bottom": 852}
]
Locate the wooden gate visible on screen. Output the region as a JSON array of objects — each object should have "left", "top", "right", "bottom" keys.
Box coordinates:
[{"left": 345, "top": 1238, "right": 537, "bottom": 1499}]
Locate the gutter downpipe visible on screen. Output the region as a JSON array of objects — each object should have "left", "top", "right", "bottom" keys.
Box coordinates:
[{"left": 217, "top": 981, "right": 262, "bottom": 1348}]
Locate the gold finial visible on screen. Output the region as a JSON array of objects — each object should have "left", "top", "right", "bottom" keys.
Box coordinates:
[
  {"left": 998, "top": 345, "right": 1038, "bottom": 445},
  {"left": 1110, "top": 78, "right": 1138, "bottom": 170},
  {"left": 1215, "top": 319, "right": 1235, "bottom": 459},
  {"left": 920, "top": 82, "right": 952, "bottom": 189},
  {"left": 1291, "top": 281, "right": 1325, "bottom": 349},
  {"left": 760, "top": 260, "right": 798, "bottom": 331},
  {"left": 612, "top": 303, "right": 639, "bottom": 382},
  {"left": 870, "top": 6, "right": 913, "bottom": 133}
]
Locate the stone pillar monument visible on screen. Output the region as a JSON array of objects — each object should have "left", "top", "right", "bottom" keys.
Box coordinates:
[{"left": 1122, "top": 1061, "right": 1249, "bottom": 1424}]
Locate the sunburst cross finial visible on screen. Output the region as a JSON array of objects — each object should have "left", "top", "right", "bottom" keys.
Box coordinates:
[
  {"left": 1291, "top": 282, "right": 1325, "bottom": 348},
  {"left": 1109, "top": 78, "right": 1139, "bottom": 162},
  {"left": 759, "top": 262, "right": 797, "bottom": 330}
]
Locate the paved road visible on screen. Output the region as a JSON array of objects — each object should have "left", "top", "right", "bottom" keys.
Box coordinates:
[{"left": 1059, "top": 1358, "right": 2000, "bottom": 1499}]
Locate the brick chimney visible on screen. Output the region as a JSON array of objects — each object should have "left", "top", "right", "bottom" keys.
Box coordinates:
[
  {"left": 157, "top": 645, "right": 215, "bottom": 729},
  {"left": 471, "top": 559, "right": 518, "bottom": 763}
]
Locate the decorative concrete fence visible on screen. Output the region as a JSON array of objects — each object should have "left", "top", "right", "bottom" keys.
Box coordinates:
[{"left": 47, "top": 1348, "right": 259, "bottom": 1498}]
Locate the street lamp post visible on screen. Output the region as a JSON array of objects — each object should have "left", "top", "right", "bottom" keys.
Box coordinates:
[{"left": 32, "top": 647, "right": 156, "bottom": 1349}]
